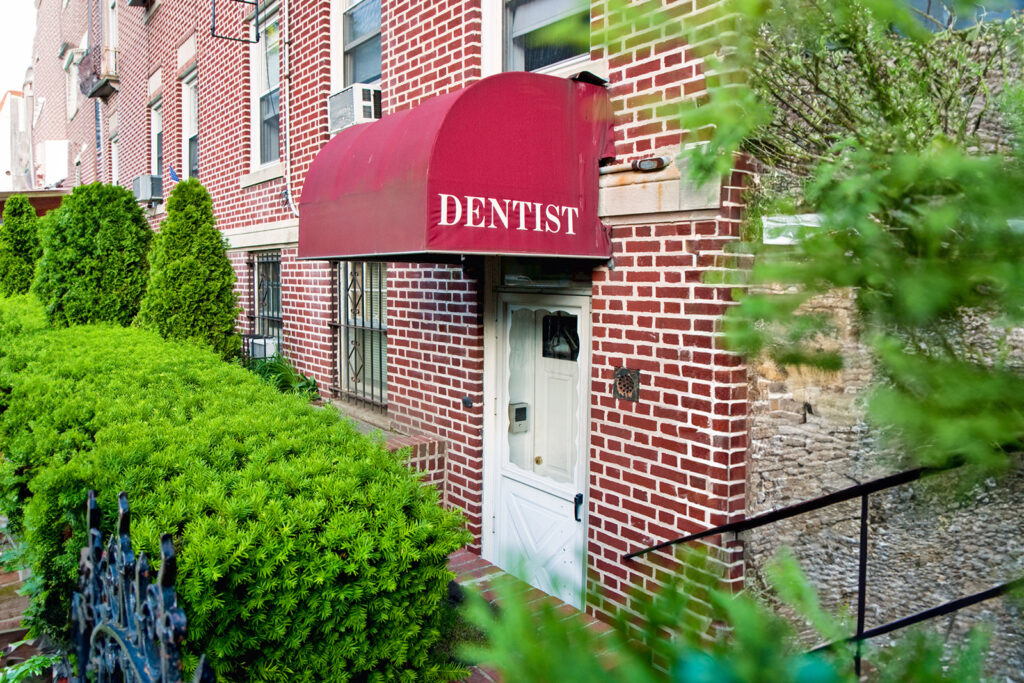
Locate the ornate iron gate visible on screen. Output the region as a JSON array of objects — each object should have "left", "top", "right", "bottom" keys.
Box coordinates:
[{"left": 54, "top": 492, "right": 213, "bottom": 683}]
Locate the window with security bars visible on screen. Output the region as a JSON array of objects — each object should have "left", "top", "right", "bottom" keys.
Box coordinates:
[
  {"left": 338, "top": 261, "right": 387, "bottom": 407},
  {"left": 254, "top": 252, "right": 282, "bottom": 356}
]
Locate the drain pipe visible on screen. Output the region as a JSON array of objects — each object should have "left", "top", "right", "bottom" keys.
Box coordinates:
[{"left": 280, "top": 0, "right": 299, "bottom": 217}]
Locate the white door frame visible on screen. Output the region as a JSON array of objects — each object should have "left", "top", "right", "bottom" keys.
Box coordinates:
[{"left": 481, "top": 260, "right": 592, "bottom": 606}]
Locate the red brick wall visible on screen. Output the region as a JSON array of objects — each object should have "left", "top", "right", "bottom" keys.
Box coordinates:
[
  {"left": 380, "top": 0, "right": 488, "bottom": 546},
  {"left": 383, "top": 0, "right": 482, "bottom": 113}
]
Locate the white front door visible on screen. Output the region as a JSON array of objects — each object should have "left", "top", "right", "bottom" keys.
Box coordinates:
[{"left": 492, "top": 293, "right": 589, "bottom": 608}]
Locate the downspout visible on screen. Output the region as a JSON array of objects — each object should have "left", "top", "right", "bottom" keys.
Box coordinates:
[
  {"left": 88, "top": 0, "right": 101, "bottom": 181},
  {"left": 280, "top": 0, "right": 298, "bottom": 217}
]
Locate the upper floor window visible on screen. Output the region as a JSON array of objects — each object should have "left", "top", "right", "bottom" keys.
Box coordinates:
[
  {"left": 64, "top": 50, "right": 83, "bottom": 120},
  {"left": 342, "top": 0, "right": 382, "bottom": 86},
  {"left": 150, "top": 100, "right": 162, "bottom": 177},
  {"left": 251, "top": 9, "right": 280, "bottom": 167},
  {"left": 506, "top": 0, "right": 589, "bottom": 72},
  {"left": 103, "top": 0, "right": 118, "bottom": 77},
  {"left": 182, "top": 73, "right": 199, "bottom": 179}
]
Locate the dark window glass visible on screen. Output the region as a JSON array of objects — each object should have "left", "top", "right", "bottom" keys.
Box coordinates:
[
  {"left": 155, "top": 130, "right": 163, "bottom": 178},
  {"left": 344, "top": 0, "right": 382, "bottom": 85},
  {"left": 259, "top": 88, "right": 280, "bottom": 165},
  {"left": 188, "top": 134, "right": 199, "bottom": 180},
  {"left": 542, "top": 314, "right": 579, "bottom": 361}
]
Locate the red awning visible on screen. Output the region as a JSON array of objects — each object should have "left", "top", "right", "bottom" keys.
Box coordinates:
[{"left": 298, "top": 72, "right": 615, "bottom": 261}]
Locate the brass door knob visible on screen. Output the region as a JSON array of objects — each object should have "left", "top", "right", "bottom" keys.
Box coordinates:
[{"left": 534, "top": 456, "right": 543, "bottom": 465}]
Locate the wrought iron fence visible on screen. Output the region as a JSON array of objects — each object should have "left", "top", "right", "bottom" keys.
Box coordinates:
[
  {"left": 624, "top": 466, "right": 1023, "bottom": 675},
  {"left": 53, "top": 492, "right": 213, "bottom": 683}
]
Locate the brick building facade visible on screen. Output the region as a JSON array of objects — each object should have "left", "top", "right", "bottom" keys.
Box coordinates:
[{"left": 27, "top": 4, "right": 1017, "bottom": 664}]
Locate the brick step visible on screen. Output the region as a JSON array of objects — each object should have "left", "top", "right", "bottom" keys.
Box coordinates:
[
  {"left": 0, "top": 621, "right": 28, "bottom": 653},
  {"left": 0, "top": 572, "right": 21, "bottom": 588},
  {"left": 0, "top": 598, "right": 28, "bottom": 623}
]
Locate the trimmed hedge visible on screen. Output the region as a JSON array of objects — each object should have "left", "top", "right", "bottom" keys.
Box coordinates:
[
  {"left": 33, "top": 183, "right": 152, "bottom": 327},
  {"left": 0, "top": 296, "right": 469, "bottom": 682},
  {"left": 136, "top": 179, "right": 241, "bottom": 359},
  {"left": 0, "top": 195, "right": 41, "bottom": 297}
]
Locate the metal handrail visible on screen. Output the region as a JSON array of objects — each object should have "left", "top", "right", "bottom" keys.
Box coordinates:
[
  {"left": 623, "top": 466, "right": 933, "bottom": 560},
  {"left": 622, "top": 462, "right": 1021, "bottom": 676}
]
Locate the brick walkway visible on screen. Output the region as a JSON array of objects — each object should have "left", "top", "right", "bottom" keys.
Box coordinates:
[{"left": 447, "top": 549, "right": 612, "bottom": 682}]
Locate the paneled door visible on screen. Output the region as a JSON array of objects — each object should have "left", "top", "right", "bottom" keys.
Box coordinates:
[{"left": 494, "top": 293, "right": 590, "bottom": 608}]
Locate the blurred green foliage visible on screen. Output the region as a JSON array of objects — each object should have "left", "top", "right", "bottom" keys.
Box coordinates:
[
  {"left": 650, "top": 0, "right": 1024, "bottom": 473},
  {"left": 465, "top": 549, "right": 993, "bottom": 682}
]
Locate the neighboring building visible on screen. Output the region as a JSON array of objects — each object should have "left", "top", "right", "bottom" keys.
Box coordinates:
[
  {"left": 23, "top": 0, "right": 1021, "bottom": 668},
  {"left": 0, "top": 91, "right": 32, "bottom": 192}
]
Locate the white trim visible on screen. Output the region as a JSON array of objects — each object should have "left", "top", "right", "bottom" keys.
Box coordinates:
[
  {"left": 222, "top": 218, "right": 298, "bottom": 249},
  {"left": 761, "top": 214, "right": 823, "bottom": 245},
  {"left": 181, "top": 73, "right": 198, "bottom": 180},
  {"left": 481, "top": 0, "right": 503, "bottom": 77},
  {"left": 599, "top": 158, "right": 720, "bottom": 218}
]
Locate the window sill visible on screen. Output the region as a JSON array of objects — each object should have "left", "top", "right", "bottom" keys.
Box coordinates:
[{"left": 240, "top": 162, "right": 284, "bottom": 188}]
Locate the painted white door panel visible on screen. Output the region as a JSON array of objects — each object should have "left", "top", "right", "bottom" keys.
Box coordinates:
[{"left": 492, "top": 295, "right": 590, "bottom": 609}]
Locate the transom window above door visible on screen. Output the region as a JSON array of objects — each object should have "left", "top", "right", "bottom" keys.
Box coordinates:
[{"left": 506, "top": 0, "right": 590, "bottom": 72}]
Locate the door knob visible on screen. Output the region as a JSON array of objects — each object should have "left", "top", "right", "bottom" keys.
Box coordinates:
[{"left": 534, "top": 456, "right": 543, "bottom": 465}]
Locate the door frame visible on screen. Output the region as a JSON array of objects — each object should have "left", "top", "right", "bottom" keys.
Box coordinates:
[{"left": 481, "top": 258, "right": 592, "bottom": 605}]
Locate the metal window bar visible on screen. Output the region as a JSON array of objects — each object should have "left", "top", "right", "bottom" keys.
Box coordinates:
[
  {"left": 254, "top": 252, "right": 282, "bottom": 356},
  {"left": 339, "top": 261, "right": 387, "bottom": 409},
  {"left": 622, "top": 463, "right": 1022, "bottom": 676}
]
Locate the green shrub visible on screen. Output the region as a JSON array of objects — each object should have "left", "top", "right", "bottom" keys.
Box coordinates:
[
  {"left": 33, "top": 183, "right": 152, "bottom": 327},
  {"left": 247, "top": 353, "right": 319, "bottom": 398},
  {"left": 0, "top": 296, "right": 469, "bottom": 682},
  {"left": 0, "top": 195, "right": 42, "bottom": 297},
  {"left": 135, "top": 179, "right": 240, "bottom": 359}
]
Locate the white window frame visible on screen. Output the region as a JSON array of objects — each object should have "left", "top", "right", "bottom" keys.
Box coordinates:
[
  {"left": 150, "top": 99, "right": 163, "bottom": 177},
  {"left": 103, "top": 0, "right": 119, "bottom": 77},
  {"left": 64, "top": 50, "right": 83, "bottom": 120},
  {"left": 110, "top": 134, "right": 119, "bottom": 185},
  {"left": 501, "top": 0, "right": 603, "bottom": 79},
  {"left": 330, "top": 0, "right": 382, "bottom": 92},
  {"left": 181, "top": 71, "right": 199, "bottom": 179},
  {"left": 250, "top": 6, "right": 281, "bottom": 170}
]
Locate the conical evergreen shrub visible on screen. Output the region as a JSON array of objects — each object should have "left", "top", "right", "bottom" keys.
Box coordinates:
[
  {"left": 33, "top": 182, "right": 152, "bottom": 326},
  {"left": 0, "top": 194, "right": 42, "bottom": 297},
  {"left": 136, "top": 179, "right": 240, "bottom": 359}
]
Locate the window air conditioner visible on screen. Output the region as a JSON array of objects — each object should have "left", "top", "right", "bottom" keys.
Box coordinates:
[
  {"left": 132, "top": 174, "right": 162, "bottom": 204},
  {"left": 249, "top": 336, "right": 279, "bottom": 359},
  {"left": 328, "top": 85, "right": 382, "bottom": 134}
]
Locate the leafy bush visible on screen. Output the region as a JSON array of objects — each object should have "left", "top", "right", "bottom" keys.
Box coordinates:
[
  {"left": 0, "top": 296, "right": 469, "bottom": 682},
  {"left": 247, "top": 353, "right": 319, "bottom": 398},
  {"left": 0, "top": 195, "right": 41, "bottom": 297},
  {"left": 135, "top": 179, "right": 240, "bottom": 359},
  {"left": 32, "top": 183, "right": 152, "bottom": 327}
]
